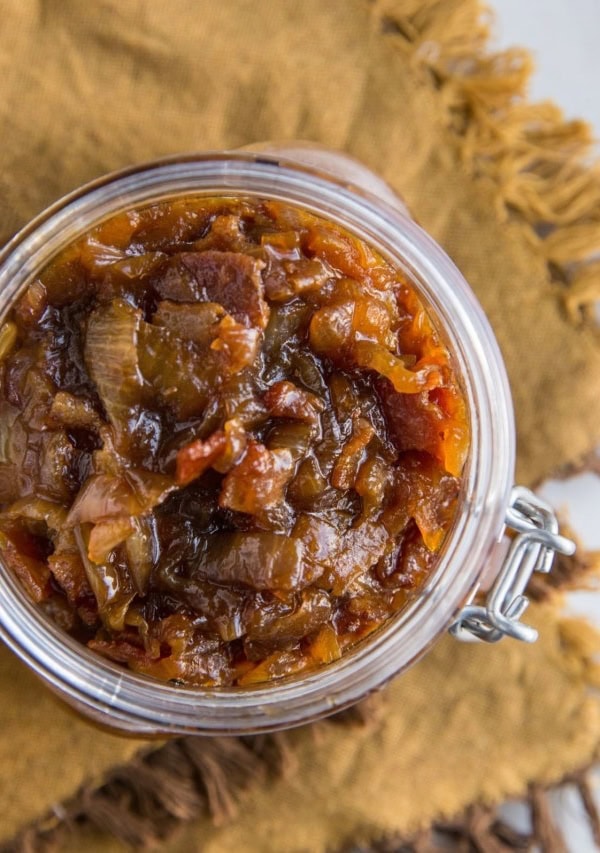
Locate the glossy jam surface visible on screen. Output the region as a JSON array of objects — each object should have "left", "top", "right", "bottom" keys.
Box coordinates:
[{"left": 0, "top": 198, "right": 469, "bottom": 686}]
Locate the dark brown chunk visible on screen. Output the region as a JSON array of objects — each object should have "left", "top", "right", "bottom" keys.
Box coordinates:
[
  {"left": 152, "top": 250, "right": 269, "bottom": 329},
  {"left": 152, "top": 301, "right": 226, "bottom": 346},
  {"left": 0, "top": 529, "right": 52, "bottom": 603}
]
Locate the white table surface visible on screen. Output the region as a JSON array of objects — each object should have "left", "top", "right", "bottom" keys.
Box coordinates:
[{"left": 491, "top": 3, "right": 600, "bottom": 849}]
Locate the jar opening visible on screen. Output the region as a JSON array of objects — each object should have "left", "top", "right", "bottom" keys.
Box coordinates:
[{"left": 0, "top": 154, "right": 514, "bottom": 733}]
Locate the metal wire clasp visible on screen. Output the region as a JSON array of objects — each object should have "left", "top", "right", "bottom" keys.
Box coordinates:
[{"left": 450, "top": 486, "right": 576, "bottom": 643}]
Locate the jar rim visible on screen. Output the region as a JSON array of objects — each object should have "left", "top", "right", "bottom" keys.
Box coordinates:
[{"left": 0, "top": 152, "right": 515, "bottom": 734}]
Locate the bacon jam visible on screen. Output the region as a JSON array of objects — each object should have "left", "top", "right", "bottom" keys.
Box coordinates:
[{"left": 0, "top": 198, "right": 469, "bottom": 686}]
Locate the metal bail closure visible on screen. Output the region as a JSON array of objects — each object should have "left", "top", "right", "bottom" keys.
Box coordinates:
[{"left": 450, "top": 486, "right": 577, "bottom": 643}]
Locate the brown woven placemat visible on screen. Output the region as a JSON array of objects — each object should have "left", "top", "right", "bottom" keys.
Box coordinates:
[{"left": 6, "top": 747, "right": 600, "bottom": 853}]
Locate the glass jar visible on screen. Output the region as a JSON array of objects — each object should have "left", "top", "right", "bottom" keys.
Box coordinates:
[{"left": 0, "top": 146, "right": 574, "bottom": 735}]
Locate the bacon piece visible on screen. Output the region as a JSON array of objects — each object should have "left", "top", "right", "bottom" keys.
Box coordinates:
[
  {"left": 331, "top": 417, "right": 375, "bottom": 490},
  {"left": 176, "top": 432, "right": 227, "bottom": 487},
  {"left": 264, "top": 380, "right": 324, "bottom": 425},
  {"left": 219, "top": 442, "right": 294, "bottom": 516},
  {"left": 152, "top": 301, "right": 226, "bottom": 347},
  {"left": 152, "top": 250, "right": 269, "bottom": 329},
  {"left": 377, "top": 380, "right": 469, "bottom": 477},
  {"left": 382, "top": 452, "right": 460, "bottom": 551},
  {"left": 210, "top": 315, "right": 261, "bottom": 373},
  {"left": 176, "top": 419, "right": 247, "bottom": 486}
]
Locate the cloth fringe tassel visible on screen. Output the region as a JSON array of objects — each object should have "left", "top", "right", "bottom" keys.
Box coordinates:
[
  {"left": 378, "top": 0, "right": 600, "bottom": 329},
  {"left": 1, "top": 702, "right": 379, "bottom": 852}
]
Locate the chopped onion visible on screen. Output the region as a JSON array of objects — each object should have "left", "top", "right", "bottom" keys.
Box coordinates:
[
  {"left": 84, "top": 299, "right": 146, "bottom": 446},
  {"left": 0, "top": 321, "right": 17, "bottom": 362},
  {"left": 74, "top": 525, "right": 135, "bottom": 631},
  {"left": 67, "top": 474, "right": 141, "bottom": 525},
  {"left": 124, "top": 515, "right": 158, "bottom": 595},
  {"left": 88, "top": 517, "right": 135, "bottom": 564},
  {"left": 67, "top": 470, "right": 175, "bottom": 526}
]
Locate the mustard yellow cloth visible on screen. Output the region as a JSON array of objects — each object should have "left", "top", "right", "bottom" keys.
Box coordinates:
[{"left": 1, "top": 0, "right": 600, "bottom": 847}]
